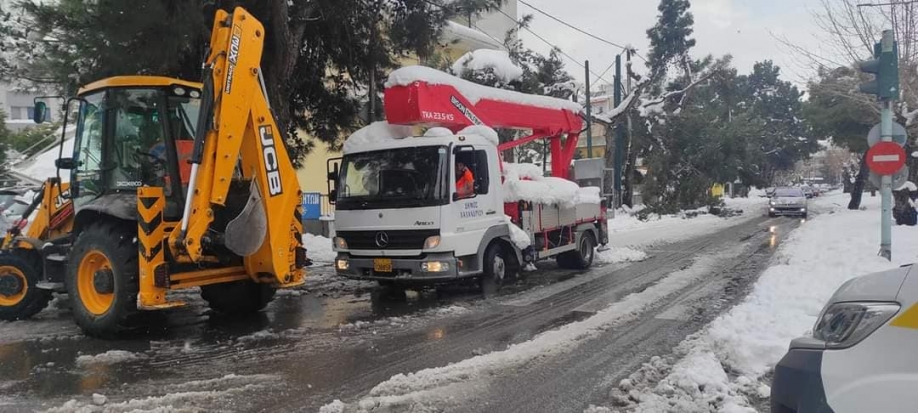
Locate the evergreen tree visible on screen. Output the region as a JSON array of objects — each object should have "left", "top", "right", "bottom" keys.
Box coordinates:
[
  {"left": 1, "top": 0, "right": 504, "bottom": 166},
  {"left": 646, "top": 0, "right": 696, "bottom": 86}
]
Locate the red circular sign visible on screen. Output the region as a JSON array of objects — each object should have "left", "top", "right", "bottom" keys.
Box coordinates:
[{"left": 867, "top": 141, "right": 907, "bottom": 176}]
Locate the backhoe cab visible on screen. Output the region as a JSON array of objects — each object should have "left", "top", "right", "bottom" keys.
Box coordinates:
[{"left": 0, "top": 7, "right": 307, "bottom": 336}]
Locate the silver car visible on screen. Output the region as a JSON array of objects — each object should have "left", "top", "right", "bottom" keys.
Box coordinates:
[{"left": 769, "top": 187, "right": 808, "bottom": 218}]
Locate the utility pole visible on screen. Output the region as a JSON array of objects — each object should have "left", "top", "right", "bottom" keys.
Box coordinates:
[
  {"left": 858, "top": 29, "right": 900, "bottom": 260},
  {"left": 624, "top": 48, "right": 633, "bottom": 207},
  {"left": 613, "top": 54, "right": 623, "bottom": 207},
  {"left": 585, "top": 60, "right": 592, "bottom": 158}
]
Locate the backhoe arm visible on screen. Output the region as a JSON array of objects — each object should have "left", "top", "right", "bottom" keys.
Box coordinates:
[{"left": 170, "top": 7, "right": 305, "bottom": 286}]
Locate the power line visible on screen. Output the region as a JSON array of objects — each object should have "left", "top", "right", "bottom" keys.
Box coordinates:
[
  {"left": 492, "top": 7, "right": 614, "bottom": 84},
  {"left": 517, "top": 0, "right": 648, "bottom": 62},
  {"left": 418, "top": 0, "right": 614, "bottom": 84}
]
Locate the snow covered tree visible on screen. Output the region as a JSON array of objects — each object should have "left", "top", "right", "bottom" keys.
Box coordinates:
[
  {"left": 803, "top": 66, "right": 878, "bottom": 208},
  {"left": 0, "top": 110, "right": 11, "bottom": 166},
  {"left": 645, "top": 0, "right": 696, "bottom": 90},
  {"left": 1, "top": 0, "right": 504, "bottom": 165}
]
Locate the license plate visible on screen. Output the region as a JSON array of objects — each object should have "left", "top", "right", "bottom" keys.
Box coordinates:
[{"left": 374, "top": 258, "right": 393, "bottom": 273}]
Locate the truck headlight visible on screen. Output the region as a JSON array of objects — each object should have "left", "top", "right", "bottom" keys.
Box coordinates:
[
  {"left": 769, "top": 200, "right": 776, "bottom": 206},
  {"left": 333, "top": 237, "right": 347, "bottom": 249},
  {"left": 336, "top": 259, "right": 349, "bottom": 270},
  {"left": 812, "top": 301, "right": 899, "bottom": 348},
  {"left": 421, "top": 261, "right": 449, "bottom": 272},
  {"left": 423, "top": 236, "right": 441, "bottom": 249}
]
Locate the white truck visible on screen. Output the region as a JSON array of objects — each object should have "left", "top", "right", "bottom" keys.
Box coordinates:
[{"left": 327, "top": 66, "right": 608, "bottom": 291}]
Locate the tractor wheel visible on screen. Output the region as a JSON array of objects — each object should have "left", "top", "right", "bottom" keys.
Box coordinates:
[
  {"left": 0, "top": 250, "right": 51, "bottom": 321},
  {"left": 201, "top": 279, "right": 276, "bottom": 315},
  {"left": 557, "top": 232, "right": 595, "bottom": 270},
  {"left": 66, "top": 222, "right": 139, "bottom": 337}
]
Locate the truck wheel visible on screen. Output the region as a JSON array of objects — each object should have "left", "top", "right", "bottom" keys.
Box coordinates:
[
  {"left": 201, "top": 280, "right": 276, "bottom": 315},
  {"left": 66, "top": 222, "right": 139, "bottom": 337},
  {"left": 481, "top": 244, "right": 507, "bottom": 296},
  {"left": 557, "top": 233, "right": 595, "bottom": 270},
  {"left": 0, "top": 250, "right": 51, "bottom": 321}
]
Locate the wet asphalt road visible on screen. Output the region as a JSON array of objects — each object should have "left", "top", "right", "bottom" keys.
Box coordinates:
[{"left": 0, "top": 212, "right": 801, "bottom": 413}]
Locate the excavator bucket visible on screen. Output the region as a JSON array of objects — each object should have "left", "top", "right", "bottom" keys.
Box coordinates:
[{"left": 225, "top": 179, "right": 268, "bottom": 256}]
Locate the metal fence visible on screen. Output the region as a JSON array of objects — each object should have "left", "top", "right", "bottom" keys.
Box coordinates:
[{"left": 302, "top": 192, "right": 335, "bottom": 220}]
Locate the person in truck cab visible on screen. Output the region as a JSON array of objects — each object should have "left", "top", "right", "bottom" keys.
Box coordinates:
[{"left": 456, "top": 161, "right": 474, "bottom": 199}]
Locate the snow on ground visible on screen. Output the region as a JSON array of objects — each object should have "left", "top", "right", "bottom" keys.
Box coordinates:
[
  {"left": 596, "top": 247, "right": 648, "bottom": 264},
  {"left": 606, "top": 195, "right": 765, "bottom": 249},
  {"left": 599, "top": 191, "right": 918, "bottom": 413},
  {"left": 303, "top": 233, "right": 336, "bottom": 263},
  {"left": 44, "top": 374, "right": 279, "bottom": 413},
  {"left": 74, "top": 350, "right": 143, "bottom": 366},
  {"left": 337, "top": 305, "right": 471, "bottom": 333},
  {"left": 321, "top": 244, "right": 747, "bottom": 412}
]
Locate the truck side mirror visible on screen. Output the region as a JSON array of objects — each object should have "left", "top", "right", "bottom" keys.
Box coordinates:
[
  {"left": 326, "top": 157, "right": 341, "bottom": 205},
  {"left": 55, "top": 157, "right": 77, "bottom": 170},
  {"left": 33, "top": 101, "right": 48, "bottom": 124}
]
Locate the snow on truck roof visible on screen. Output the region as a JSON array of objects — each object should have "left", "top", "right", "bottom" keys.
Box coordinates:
[
  {"left": 385, "top": 66, "right": 582, "bottom": 113},
  {"left": 342, "top": 121, "right": 499, "bottom": 154}
]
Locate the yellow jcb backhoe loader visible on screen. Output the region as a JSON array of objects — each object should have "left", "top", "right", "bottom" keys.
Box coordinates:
[{"left": 0, "top": 7, "right": 308, "bottom": 336}]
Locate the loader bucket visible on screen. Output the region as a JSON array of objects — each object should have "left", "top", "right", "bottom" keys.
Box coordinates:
[{"left": 225, "top": 180, "right": 268, "bottom": 256}]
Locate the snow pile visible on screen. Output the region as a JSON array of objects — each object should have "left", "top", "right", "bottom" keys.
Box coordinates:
[
  {"left": 595, "top": 247, "right": 648, "bottom": 264},
  {"left": 387, "top": 66, "right": 582, "bottom": 113},
  {"left": 503, "top": 176, "right": 581, "bottom": 207},
  {"left": 319, "top": 400, "right": 346, "bottom": 413},
  {"left": 501, "top": 162, "right": 600, "bottom": 207},
  {"left": 505, "top": 215, "right": 531, "bottom": 249},
  {"left": 502, "top": 162, "right": 544, "bottom": 181},
  {"left": 573, "top": 186, "right": 602, "bottom": 205},
  {"left": 320, "top": 247, "right": 740, "bottom": 412},
  {"left": 75, "top": 350, "right": 143, "bottom": 366},
  {"left": 342, "top": 121, "right": 413, "bottom": 153},
  {"left": 302, "top": 233, "right": 335, "bottom": 263},
  {"left": 451, "top": 49, "right": 524, "bottom": 84},
  {"left": 608, "top": 192, "right": 918, "bottom": 412},
  {"left": 423, "top": 127, "right": 453, "bottom": 137},
  {"left": 457, "top": 125, "right": 499, "bottom": 146}
]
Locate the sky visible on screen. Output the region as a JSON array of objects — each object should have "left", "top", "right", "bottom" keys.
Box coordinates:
[{"left": 515, "top": 0, "right": 829, "bottom": 90}]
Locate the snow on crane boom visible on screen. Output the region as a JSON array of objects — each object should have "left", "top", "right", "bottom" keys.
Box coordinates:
[{"left": 384, "top": 66, "right": 584, "bottom": 179}]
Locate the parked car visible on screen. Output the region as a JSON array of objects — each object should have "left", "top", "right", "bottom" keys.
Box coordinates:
[
  {"left": 800, "top": 185, "right": 816, "bottom": 198},
  {"left": 769, "top": 187, "right": 808, "bottom": 218},
  {"left": 771, "top": 265, "right": 918, "bottom": 413}
]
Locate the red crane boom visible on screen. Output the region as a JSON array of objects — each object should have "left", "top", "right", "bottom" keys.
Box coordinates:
[{"left": 383, "top": 67, "right": 584, "bottom": 179}]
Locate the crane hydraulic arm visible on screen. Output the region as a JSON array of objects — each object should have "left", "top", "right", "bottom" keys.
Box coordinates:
[{"left": 169, "top": 7, "right": 305, "bottom": 286}]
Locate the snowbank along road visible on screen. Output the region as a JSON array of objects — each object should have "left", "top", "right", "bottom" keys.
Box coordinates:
[{"left": 0, "top": 198, "right": 807, "bottom": 413}]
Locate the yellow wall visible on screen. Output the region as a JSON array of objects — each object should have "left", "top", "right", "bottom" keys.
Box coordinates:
[{"left": 296, "top": 141, "right": 339, "bottom": 194}]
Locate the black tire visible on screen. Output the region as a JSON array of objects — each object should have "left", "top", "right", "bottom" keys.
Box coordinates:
[
  {"left": 481, "top": 243, "right": 508, "bottom": 296},
  {"left": 0, "top": 250, "right": 51, "bottom": 321},
  {"left": 66, "top": 221, "right": 139, "bottom": 337},
  {"left": 201, "top": 279, "right": 276, "bottom": 315},
  {"left": 557, "top": 232, "right": 595, "bottom": 270}
]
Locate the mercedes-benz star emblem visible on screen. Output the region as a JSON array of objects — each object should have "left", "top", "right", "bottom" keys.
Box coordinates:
[{"left": 375, "top": 232, "right": 389, "bottom": 248}]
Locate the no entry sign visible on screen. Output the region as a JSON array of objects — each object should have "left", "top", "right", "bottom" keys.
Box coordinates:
[{"left": 867, "top": 141, "right": 907, "bottom": 175}]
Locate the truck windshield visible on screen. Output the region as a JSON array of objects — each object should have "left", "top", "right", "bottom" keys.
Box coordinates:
[{"left": 336, "top": 146, "right": 449, "bottom": 210}]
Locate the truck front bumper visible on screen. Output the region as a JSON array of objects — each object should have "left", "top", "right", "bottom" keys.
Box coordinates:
[
  {"left": 771, "top": 347, "right": 835, "bottom": 413},
  {"left": 334, "top": 252, "right": 477, "bottom": 284}
]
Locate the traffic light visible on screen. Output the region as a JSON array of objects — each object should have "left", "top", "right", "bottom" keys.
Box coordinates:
[{"left": 859, "top": 40, "right": 899, "bottom": 100}]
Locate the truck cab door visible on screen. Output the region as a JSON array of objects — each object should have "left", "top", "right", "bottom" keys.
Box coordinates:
[{"left": 448, "top": 145, "right": 501, "bottom": 257}]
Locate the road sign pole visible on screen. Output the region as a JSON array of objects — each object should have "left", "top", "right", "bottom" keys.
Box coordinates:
[
  {"left": 880, "top": 99, "right": 893, "bottom": 260},
  {"left": 879, "top": 30, "right": 896, "bottom": 261}
]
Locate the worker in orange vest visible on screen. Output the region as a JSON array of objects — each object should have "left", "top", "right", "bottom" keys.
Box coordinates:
[{"left": 456, "top": 161, "right": 474, "bottom": 199}]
